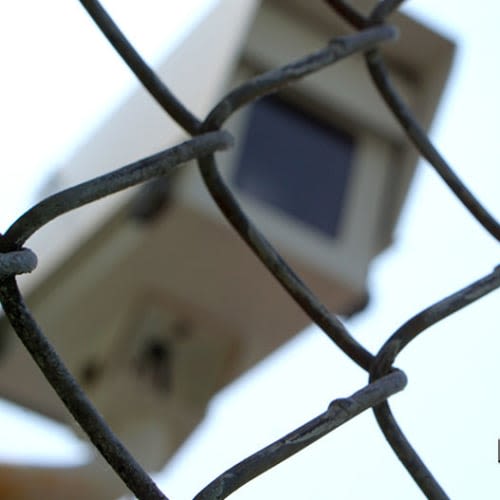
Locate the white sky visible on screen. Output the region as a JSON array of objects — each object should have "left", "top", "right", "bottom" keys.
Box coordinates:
[{"left": 0, "top": 1, "right": 499, "bottom": 499}]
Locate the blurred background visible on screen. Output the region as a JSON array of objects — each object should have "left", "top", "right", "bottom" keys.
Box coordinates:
[{"left": 0, "top": 1, "right": 498, "bottom": 498}]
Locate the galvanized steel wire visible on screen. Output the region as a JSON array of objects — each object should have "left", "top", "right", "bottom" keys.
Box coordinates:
[{"left": 0, "top": 1, "right": 498, "bottom": 498}]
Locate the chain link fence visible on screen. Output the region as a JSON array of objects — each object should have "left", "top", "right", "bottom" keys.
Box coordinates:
[{"left": 0, "top": 0, "right": 499, "bottom": 498}]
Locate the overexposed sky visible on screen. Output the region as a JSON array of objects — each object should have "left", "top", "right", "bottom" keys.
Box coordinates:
[
  {"left": 0, "top": 0, "right": 217, "bottom": 232},
  {"left": 0, "top": 1, "right": 499, "bottom": 499}
]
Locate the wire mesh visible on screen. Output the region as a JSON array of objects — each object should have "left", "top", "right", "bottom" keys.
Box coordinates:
[{"left": 0, "top": 1, "right": 498, "bottom": 499}]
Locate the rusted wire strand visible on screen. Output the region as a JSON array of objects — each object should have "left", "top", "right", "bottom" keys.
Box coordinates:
[
  {"left": 198, "top": 154, "right": 374, "bottom": 371},
  {"left": 0, "top": 248, "right": 37, "bottom": 281},
  {"left": 325, "top": 0, "right": 404, "bottom": 27},
  {"left": 194, "top": 370, "right": 407, "bottom": 500},
  {"left": 4, "top": 131, "right": 232, "bottom": 248},
  {"left": 369, "top": 0, "right": 406, "bottom": 24},
  {"left": 0, "top": 277, "right": 168, "bottom": 500},
  {"left": 0, "top": 1, "right": 496, "bottom": 499},
  {"left": 202, "top": 24, "right": 398, "bottom": 130},
  {"left": 325, "top": 1, "right": 500, "bottom": 241},
  {"left": 323, "top": 0, "right": 368, "bottom": 28},
  {"left": 320, "top": 3, "right": 499, "bottom": 498},
  {"left": 195, "top": 25, "right": 399, "bottom": 372},
  {"left": 365, "top": 266, "right": 500, "bottom": 499},
  {"left": 365, "top": 50, "right": 500, "bottom": 241},
  {"left": 371, "top": 265, "right": 500, "bottom": 380},
  {"left": 78, "top": 0, "right": 201, "bottom": 135},
  {"left": 373, "top": 401, "right": 450, "bottom": 500}
]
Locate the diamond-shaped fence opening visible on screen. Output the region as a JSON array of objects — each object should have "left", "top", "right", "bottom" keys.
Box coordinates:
[{"left": 0, "top": 1, "right": 498, "bottom": 499}]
